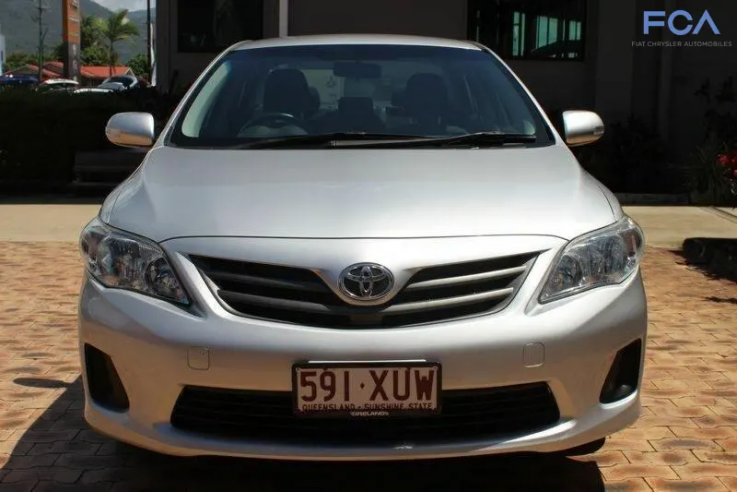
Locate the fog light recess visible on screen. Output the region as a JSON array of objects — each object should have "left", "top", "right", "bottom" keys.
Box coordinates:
[
  {"left": 599, "top": 339, "right": 642, "bottom": 404},
  {"left": 84, "top": 344, "right": 130, "bottom": 412}
]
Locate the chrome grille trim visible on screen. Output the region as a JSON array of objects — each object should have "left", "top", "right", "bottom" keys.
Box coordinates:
[
  {"left": 216, "top": 286, "right": 515, "bottom": 316},
  {"left": 205, "top": 270, "right": 330, "bottom": 293},
  {"left": 404, "top": 265, "right": 528, "bottom": 291},
  {"left": 190, "top": 252, "right": 538, "bottom": 328}
]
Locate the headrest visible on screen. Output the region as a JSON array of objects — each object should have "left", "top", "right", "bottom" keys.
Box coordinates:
[
  {"left": 263, "top": 68, "right": 310, "bottom": 114},
  {"left": 403, "top": 73, "right": 449, "bottom": 116}
]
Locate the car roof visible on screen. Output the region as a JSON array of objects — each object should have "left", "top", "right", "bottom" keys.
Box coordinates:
[
  {"left": 44, "top": 78, "right": 79, "bottom": 84},
  {"left": 231, "top": 34, "right": 484, "bottom": 52}
]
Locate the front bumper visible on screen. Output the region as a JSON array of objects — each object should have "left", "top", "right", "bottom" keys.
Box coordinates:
[{"left": 77, "top": 236, "right": 647, "bottom": 461}]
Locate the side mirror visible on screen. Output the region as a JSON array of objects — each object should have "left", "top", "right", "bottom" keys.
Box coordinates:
[
  {"left": 105, "top": 112, "right": 156, "bottom": 148},
  {"left": 561, "top": 110, "right": 605, "bottom": 147}
]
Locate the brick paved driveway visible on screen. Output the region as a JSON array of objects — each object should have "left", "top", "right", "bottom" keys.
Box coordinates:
[{"left": 1, "top": 242, "right": 736, "bottom": 491}]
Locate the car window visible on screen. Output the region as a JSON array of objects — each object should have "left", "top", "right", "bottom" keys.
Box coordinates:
[
  {"left": 169, "top": 44, "right": 552, "bottom": 147},
  {"left": 103, "top": 76, "right": 135, "bottom": 87}
]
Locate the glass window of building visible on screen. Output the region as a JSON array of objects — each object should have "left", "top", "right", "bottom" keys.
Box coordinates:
[
  {"left": 178, "top": 0, "right": 264, "bottom": 53},
  {"left": 468, "top": 0, "right": 586, "bottom": 60}
]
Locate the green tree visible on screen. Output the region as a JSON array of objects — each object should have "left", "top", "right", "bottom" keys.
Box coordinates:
[
  {"left": 52, "top": 40, "right": 108, "bottom": 65},
  {"left": 51, "top": 15, "right": 108, "bottom": 67},
  {"left": 94, "top": 9, "right": 140, "bottom": 77},
  {"left": 5, "top": 51, "right": 38, "bottom": 71},
  {"left": 127, "top": 53, "right": 150, "bottom": 80},
  {"left": 81, "top": 45, "right": 109, "bottom": 66},
  {"left": 81, "top": 15, "right": 105, "bottom": 50},
  {"left": 52, "top": 42, "right": 65, "bottom": 62}
]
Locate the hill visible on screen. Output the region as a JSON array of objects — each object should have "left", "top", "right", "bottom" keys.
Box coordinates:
[
  {"left": 0, "top": 0, "right": 154, "bottom": 63},
  {"left": 122, "top": 8, "right": 156, "bottom": 62}
]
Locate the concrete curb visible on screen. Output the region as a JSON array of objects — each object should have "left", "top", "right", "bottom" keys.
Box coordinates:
[{"left": 706, "top": 207, "right": 737, "bottom": 224}]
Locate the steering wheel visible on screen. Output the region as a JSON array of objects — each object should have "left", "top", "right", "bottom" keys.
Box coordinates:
[{"left": 240, "top": 112, "right": 309, "bottom": 132}]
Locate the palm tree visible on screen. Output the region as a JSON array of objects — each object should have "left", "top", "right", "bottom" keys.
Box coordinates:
[{"left": 95, "top": 10, "right": 140, "bottom": 77}]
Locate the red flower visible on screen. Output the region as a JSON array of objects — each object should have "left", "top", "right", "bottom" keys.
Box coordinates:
[{"left": 718, "top": 153, "right": 732, "bottom": 166}]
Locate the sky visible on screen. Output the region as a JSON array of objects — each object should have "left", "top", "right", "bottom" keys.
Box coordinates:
[{"left": 94, "top": 0, "right": 154, "bottom": 12}]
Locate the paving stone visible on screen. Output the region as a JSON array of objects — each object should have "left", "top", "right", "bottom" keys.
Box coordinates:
[
  {"left": 0, "top": 244, "right": 736, "bottom": 488},
  {"left": 647, "top": 477, "right": 728, "bottom": 491}
]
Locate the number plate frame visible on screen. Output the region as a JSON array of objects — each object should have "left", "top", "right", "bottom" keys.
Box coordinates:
[{"left": 291, "top": 361, "right": 442, "bottom": 419}]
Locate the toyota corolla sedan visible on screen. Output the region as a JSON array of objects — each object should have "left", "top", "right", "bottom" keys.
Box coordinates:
[{"left": 78, "top": 34, "right": 647, "bottom": 461}]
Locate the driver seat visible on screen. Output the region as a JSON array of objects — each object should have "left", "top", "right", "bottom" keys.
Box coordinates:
[
  {"left": 240, "top": 69, "right": 313, "bottom": 137},
  {"left": 262, "top": 69, "right": 311, "bottom": 118},
  {"left": 395, "top": 73, "right": 451, "bottom": 136}
]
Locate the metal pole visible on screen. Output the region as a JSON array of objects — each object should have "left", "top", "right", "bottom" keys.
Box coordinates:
[
  {"left": 37, "top": 0, "right": 43, "bottom": 81},
  {"left": 31, "top": 0, "right": 48, "bottom": 81},
  {"left": 279, "top": 0, "right": 288, "bottom": 37},
  {"left": 146, "top": 0, "right": 152, "bottom": 79}
]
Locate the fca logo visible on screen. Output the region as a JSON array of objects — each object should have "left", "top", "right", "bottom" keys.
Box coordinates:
[{"left": 644, "top": 10, "right": 720, "bottom": 35}]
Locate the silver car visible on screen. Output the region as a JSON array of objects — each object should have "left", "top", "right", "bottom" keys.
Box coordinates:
[{"left": 78, "top": 34, "right": 647, "bottom": 461}]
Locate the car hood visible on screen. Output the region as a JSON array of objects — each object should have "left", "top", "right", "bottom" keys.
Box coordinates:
[{"left": 105, "top": 145, "right": 619, "bottom": 242}]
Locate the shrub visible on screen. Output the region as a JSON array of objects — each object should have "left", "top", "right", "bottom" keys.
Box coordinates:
[
  {"left": 0, "top": 88, "right": 182, "bottom": 183},
  {"left": 687, "top": 76, "right": 737, "bottom": 206},
  {"left": 572, "top": 116, "right": 684, "bottom": 194},
  {"left": 0, "top": 89, "right": 138, "bottom": 182}
]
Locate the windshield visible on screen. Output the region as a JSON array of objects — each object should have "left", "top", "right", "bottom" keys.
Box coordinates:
[
  {"left": 99, "top": 82, "right": 125, "bottom": 91},
  {"left": 169, "top": 44, "right": 553, "bottom": 148},
  {"left": 103, "top": 76, "right": 135, "bottom": 87}
]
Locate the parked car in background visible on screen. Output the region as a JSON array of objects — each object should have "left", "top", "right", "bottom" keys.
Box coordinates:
[
  {"left": 37, "top": 78, "right": 79, "bottom": 93},
  {"left": 97, "top": 74, "right": 140, "bottom": 92},
  {"left": 74, "top": 75, "right": 145, "bottom": 95},
  {"left": 0, "top": 75, "right": 38, "bottom": 88},
  {"left": 79, "top": 34, "right": 647, "bottom": 462},
  {"left": 75, "top": 87, "right": 115, "bottom": 95}
]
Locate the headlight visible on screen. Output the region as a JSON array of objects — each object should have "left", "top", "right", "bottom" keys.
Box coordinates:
[
  {"left": 539, "top": 216, "right": 645, "bottom": 303},
  {"left": 79, "top": 217, "right": 189, "bottom": 305}
]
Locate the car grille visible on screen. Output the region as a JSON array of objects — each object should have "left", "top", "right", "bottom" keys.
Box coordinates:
[
  {"left": 170, "top": 383, "right": 560, "bottom": 445},
  {"left": 189, "top": 252, "right": 537, "bottom": 328}
]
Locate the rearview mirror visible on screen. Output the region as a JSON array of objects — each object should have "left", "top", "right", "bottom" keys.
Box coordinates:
[
  {"left": 561, "top": 110, "right": 605, "bottom": 147},
  {"left": 105, "top": 112, "right": 155, "bottom": 148},
  {"left": 333, "top": 62, "right": 382, "bottom": 79}
]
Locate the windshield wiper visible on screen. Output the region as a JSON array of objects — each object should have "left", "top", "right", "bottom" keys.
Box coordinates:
[
  {"left": 228, "top": 131, "right": 537, "bottom": 149},
  {"left": 402, "top": 132, "right": 537, "bottom": 148},
  {"left": 231, "top": 132, "right": 428, "bottom": 149}
]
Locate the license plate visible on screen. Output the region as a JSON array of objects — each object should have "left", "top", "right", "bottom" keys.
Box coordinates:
[{"left": 292, "top": 361, "right": 441, "bottom": 418}]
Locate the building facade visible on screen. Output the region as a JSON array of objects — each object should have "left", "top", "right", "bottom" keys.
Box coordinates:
[{"left": 155, "top": 0, "right": 735, "bottom": 159}]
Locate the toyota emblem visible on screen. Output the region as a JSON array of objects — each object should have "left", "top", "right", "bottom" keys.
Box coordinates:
[{"left": 338, "top": 263, "right": 394, "bottom": 301}]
